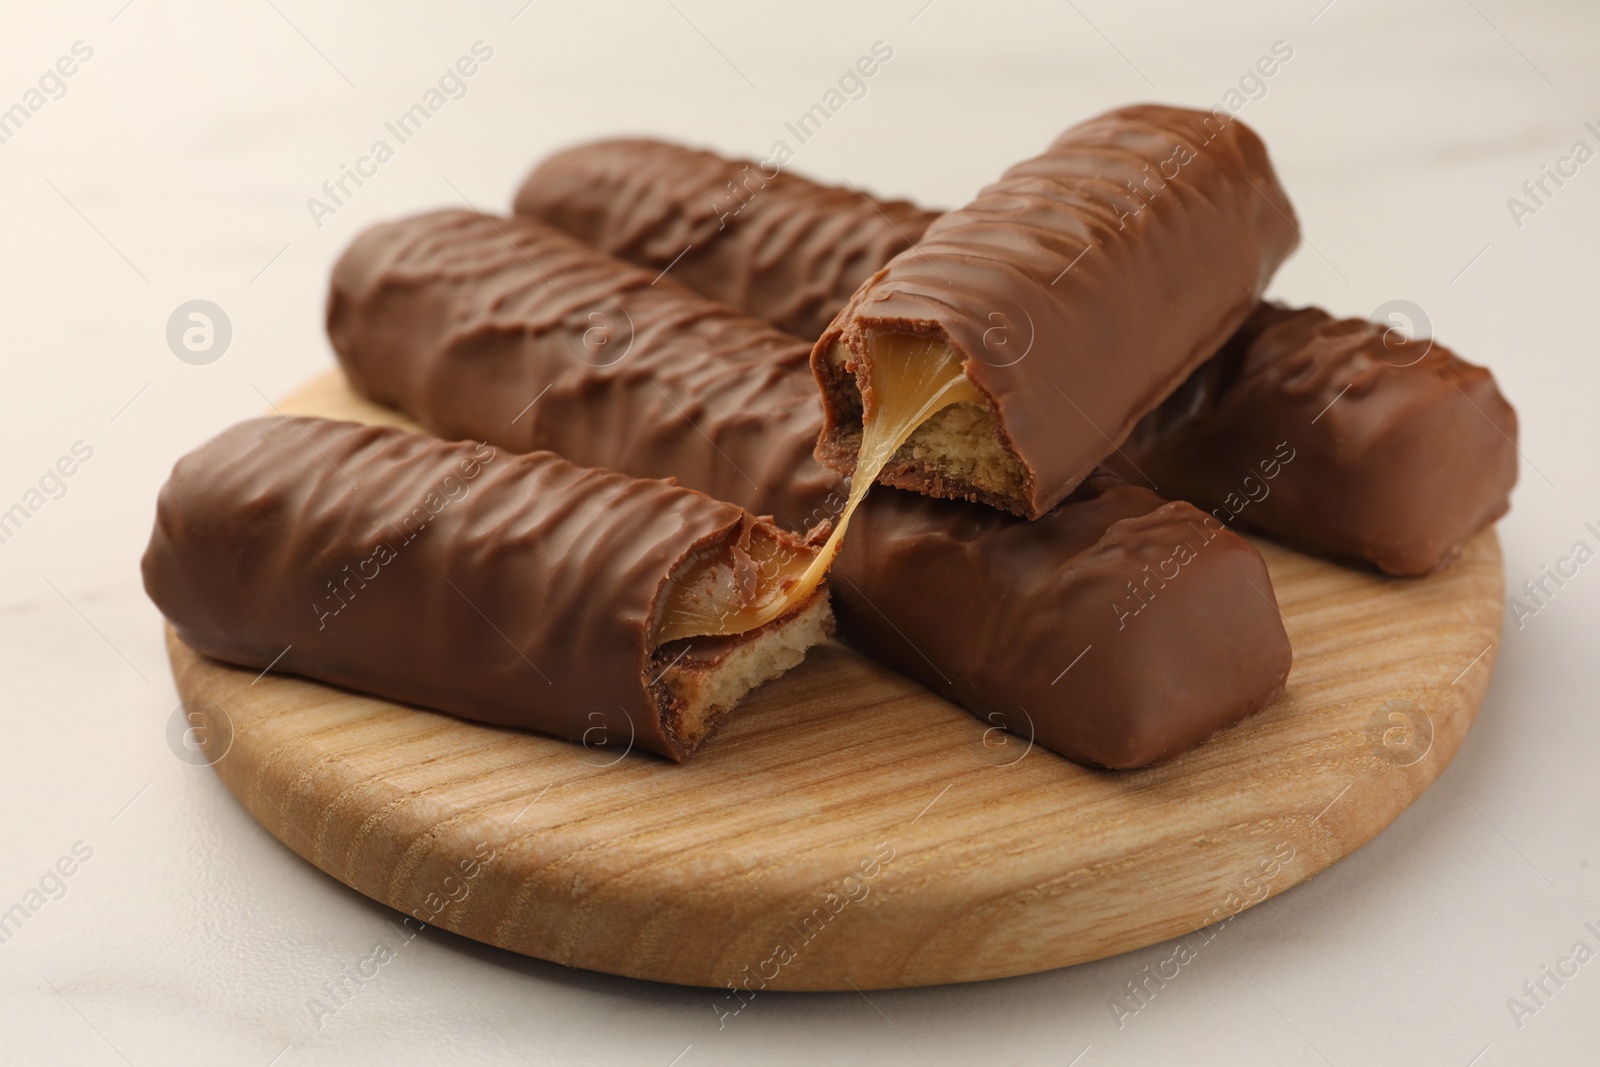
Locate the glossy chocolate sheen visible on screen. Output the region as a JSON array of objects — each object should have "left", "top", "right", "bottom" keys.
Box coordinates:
[
  {"left": 327, "top": 209, "right": 838, "bottom": 534},
  {"left": 142, "top": 416, "right": 782, "bottom": 762},
  {"left": 513, "top": 138, "right": 941, "bottom": 342},
  {"left": 1111, "top": 304, "right": 1519, "bottom": 576},
  {"left": 813, "top": 104, "right": 1301, "bottom": 519},
  {"left": 328, "top": 212, "right": 1292, "bottom": 768},
  {"left": 836, "top": 474, "right": 1290, "bottom": 768}
]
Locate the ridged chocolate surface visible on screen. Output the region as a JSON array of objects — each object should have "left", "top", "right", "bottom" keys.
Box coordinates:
[
  {"left": 814, "top": 104, "right": 1301, "bottom": 518},
  {"left": 328, "top": 209, "right": 837, "bottom": 533},
  {"left": 514, "top": 138, "right": 940, "bottom": 342},
  {"left": 836, "top": 475, "right": 1291, "bottom": 768},
  {"left": 141, "top": 416, "right": 764, "bottom": 762},
  {"left": 328, "top": 212, "right": 1292, "bottom": 768},
  {"left": 1113, "top": 304, "right": 1519, "bottom": 576}
]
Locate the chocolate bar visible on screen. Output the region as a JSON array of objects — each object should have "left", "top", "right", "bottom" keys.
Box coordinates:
[
  {"left": 329, "top": 210, "right": 1292, "bottom": 768},
  {"left": 142, "top": 417, "right": 832, "bottom": 762},
  {"left": 810, "top": 104, "right": 1300, "bottom": 519},
  {"left": 514, "top": 135, "right": 1518, "bottom": 576},
  {"left": 1112, "top": 304, "right": 1518, "bottom": 575},
  {"left": 837, "top": 472, "right": 1290, "bottom": 767},
  {"left": 513, "top": 138, "right": 939, "bottom": 342},
  {"left": 328, "top": 210, "right": 836, "bottom": 534}
]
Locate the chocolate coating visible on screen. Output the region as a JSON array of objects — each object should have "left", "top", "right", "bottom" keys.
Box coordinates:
[
  {"left": 1111, "top": 304, "right": 1519, "bottom": 576},
  {"left": 142, "top": 416, "right": 793, "bottom": 762},
  {"left": 328, "top": 209, "right": 837, "bottom": 533},
  {"left": 513, "top": 138, "right": 940, "bottom": 342},
  {"left": 813, "top": 104, "right": 1301, "bottom": 519},
  {"left": 328, "top": 211, "right": 1292, "bottom": 767},
  {"left": 836, "top": 474, "right": 1291, "bottom": 768}
]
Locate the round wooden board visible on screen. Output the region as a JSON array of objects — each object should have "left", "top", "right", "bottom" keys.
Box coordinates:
[{"left": 166, "top": 370, "right": 1504, "bottom": 991}]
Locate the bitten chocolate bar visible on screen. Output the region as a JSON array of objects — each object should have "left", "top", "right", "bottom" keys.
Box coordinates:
[
  {"left": 329, "top": 210, "right": 1292, "bottom": 768},
  {"left": 142, "top": 417, "right": 832, "bottom": 762},
  {"left": 836, "top": 473, "right": 1289, "bottom": 767},
  {"left": 514, "top": 134, "right": 1518, "bottom": 576},
  {"left": 1112, "top": 304, "right": 1519, "bottom": 575},
  {"left": 811, "top": 104, "right": 1301, "bottom": 519}
]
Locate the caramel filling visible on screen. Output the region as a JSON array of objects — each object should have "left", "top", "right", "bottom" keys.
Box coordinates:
[
  {"left": 655, "top": 527, "right": 817, "bottom": 643},
  {"left": 655, "top": 331, "right": 976, "bottom": 641}
]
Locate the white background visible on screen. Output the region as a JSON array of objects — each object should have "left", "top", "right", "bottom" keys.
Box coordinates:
[{"left": 1, "top": 0, "right": 1597, "bottom": 1063}]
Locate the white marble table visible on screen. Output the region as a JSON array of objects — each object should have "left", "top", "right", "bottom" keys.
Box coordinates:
[{"left": 2, "top": 1, "right": 1595, "bottom": 1063}]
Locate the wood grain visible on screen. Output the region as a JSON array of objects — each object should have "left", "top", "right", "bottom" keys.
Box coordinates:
[{"left": 165, "top": 369, "right": 1504, "bottom": 990}]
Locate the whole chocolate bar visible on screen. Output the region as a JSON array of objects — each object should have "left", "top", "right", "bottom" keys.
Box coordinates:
[
  {"left": 327, "top": 210, "right": 836, "bottom": 534},
  {"left": 515, "top": 135, "right": 1518, "bottom": 576},
  {"left": 811, "top": 104, "right": 1301, "bottom": 519},
  {"left": 329, "top": 210, "right": 1292, "bottom": 768},
  {"left": 142, "top": 417, "right": 832, "bottom": 762},
  {"left": 513, "top": 138, "right": 939, "bottom": 342},
  {"left": 1112, "top": 304, "right": 1518, "bottom": 575}
]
